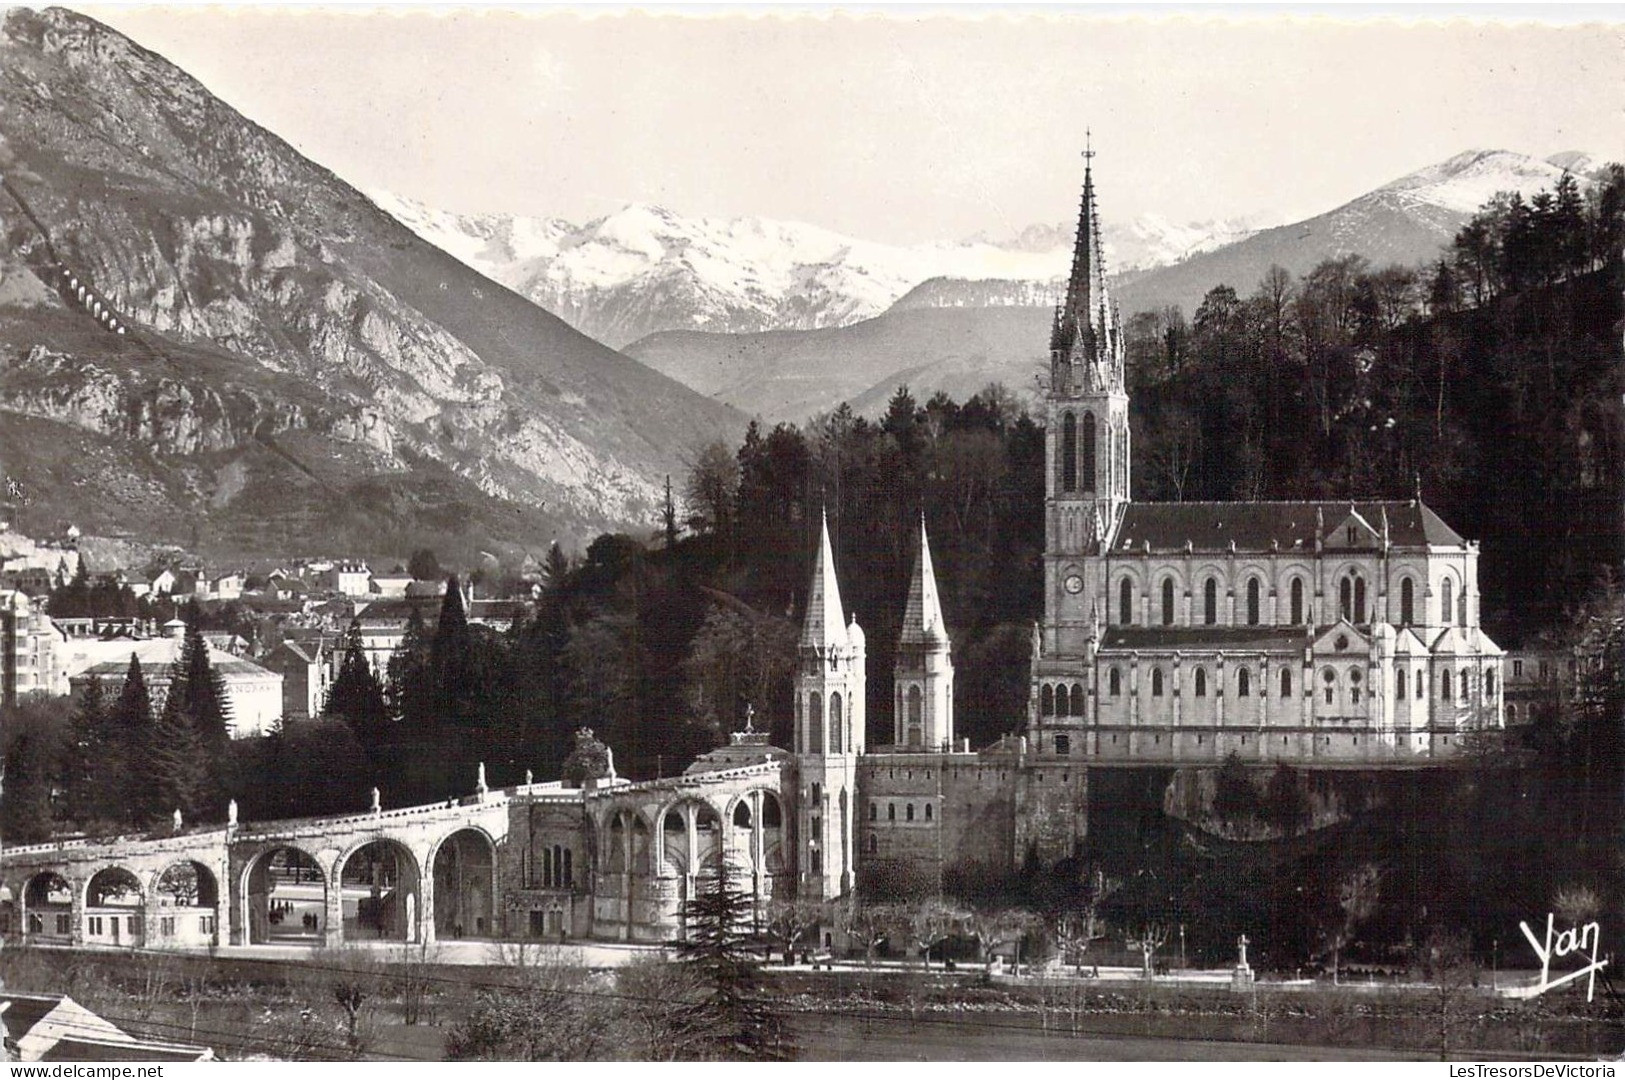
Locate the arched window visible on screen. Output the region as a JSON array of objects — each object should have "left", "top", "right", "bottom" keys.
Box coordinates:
[
  {"left": 868, "top": 834, "right": 878, "bottom": 854},
  {"left": 1204, "top": 578, "right": 1217, "bottom": 625},
  {"left": 1350, "top": 667, "right": 1362, "bottom": 705},
  {"left": 869, "top": 802, "right": 877, "bottom": 822},
  {"left": 829, "top": 693, "right": 843, "bottom": 753},
  {"left": 906, "top": 804, "right": 915, "bottom": 822},
  {"left": 1194, "top": 668, "right": 1207, "bottom": 697},
  {"left": 924, "top": 803, "right": 934, "bottom": 821},
  {"left": 907, "top": 685, "right": 923, "bottom": 742},
  {"left": 1081, "top": 412, "right": 1096, "bottom": 491},
  {"left": 1151, "top": 669, "right": 1164, "bottom": 697},
  {"left": 1460, "top": 671, "right": 1470, "bottom": 700},
  {"left": 1354, "top": 577, "right": 1366, "bottom": 623},
  {"left": 1246, "top": 579, "right": 1261, "bottom": 626},
  {"left": 1441, "top": 672, "right": 1451, "bottom": 702},
  {"left": 1415, "top": 669, "right": 1424, "bottom": 699},
  {"left": 1485, "top": 669, "right": 1496, "bottom": 698},
  {"left": 563, "top": 849, "right": 572, "bottom": 887},
  {"left": 1280, "top": 668, "right": 1293, "bottom": 698},
  {"left": 1323, "top": 667, "right": 1337, "bottom": 705},
  {"left": 1071, "top": 683, "right": 1084, "bottom": 715},
  {"left": 1238, "top": 668, "right": 1251, "bottom": 697},
  {"left": 1109, "top": 668, "right": 1121, "bottom": 696},
  {"left": 1119, "top": 578, "right": 1133, "bottom": 625},
  {"left": 1055, "top": 683, "right": 1070, "bottom": 717},
  {"left": 1339, "top": 577, "right": 1352, "bottom": 621},
  {"left": 888, "top": 803, "right": 896, "bottom": 821},
  {"left": 1290, "top": 578, "right": 1304, "bottom": 624},
  {"left": 808, "top": 691, "right": 823, "bottom": 753},
  {"left": 1161, "top": 578, "right": 1175, "bottom": 626},
  {"left": 541, "top": 847, "right": 553, "bottom": 888},
  {"left": 1396, "top": 668, "right": 1407, "bottom": 699},
  {"left": 1040, "top": 684, "right": 1054, "bottom": 717},
  {"left": 1061, "top": 412, "right": 1077, "bottom": 492},
  {"left": 1400, "top": 577, "right": 1415, "bottom": 625},
  {"left": 1441, "top": 578, "right": 1454, "bottom": 625}
]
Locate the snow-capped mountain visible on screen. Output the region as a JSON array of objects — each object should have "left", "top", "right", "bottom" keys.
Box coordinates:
[{"left": 371, "top": 193, "right": 1263, "bottom": 349}]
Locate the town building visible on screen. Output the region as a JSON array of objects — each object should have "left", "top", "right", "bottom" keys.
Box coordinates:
[
  {"left": 0, "top": 591, "right": 69, "bottom": 703},
  {"left": 64, "top": 620, "right": 284, "bottom": 737}
]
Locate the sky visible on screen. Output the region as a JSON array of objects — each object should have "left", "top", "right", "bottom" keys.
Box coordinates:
[{"left": 78, "top": 5, "right": 1625, "bottom": 246}]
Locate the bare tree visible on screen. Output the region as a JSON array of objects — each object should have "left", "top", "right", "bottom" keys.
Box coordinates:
[
  {"left": 907, "top": 898, "right": 966, "bottom": 971},
  {"left": 1053, "top": 868, "right": 1119, "bottom": 974},
  {"left": 765, "top": 897, "right": 823, "bottom": 964},
  {"left": 834, "top": 901, "right": 898, "bottom": 966},
  {"left": 1127, "top": 922, "right": 1170, "bottom": 979}
]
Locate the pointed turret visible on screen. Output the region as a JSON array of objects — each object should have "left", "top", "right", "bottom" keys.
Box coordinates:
[
  {"left": 899, "top": 516, "right": 948, "bottom": 647},
  {"left": 800, "top": 509, "right": 847, "bottom": 652}
]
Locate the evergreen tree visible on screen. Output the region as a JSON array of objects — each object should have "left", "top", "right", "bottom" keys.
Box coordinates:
[
  {"left": 147, "top": 689, "right": 208, "bottom": 825},
  {"left": 325, "top": 619, "right": 390, "bottom": 742},
  {"left": 662, "top": 475, "right": 680, "bottom": 549},
  {"left": 671, "top": 859, "right": 789, "bottom": 1060},
  {"left": 66, "top": 674, "right": 117, "bottom": 826},
  {"left": 433, "top": 575, "right": 475, "bottom": 723},
  {"left": 387, "top": 606, "right": 432, "bottom": 722},
  {"left": 107, "top": 655, "right": 155, "bottom": 825},
  {"left": 541, "top": 543, "right": 571, "bottom": 593},
  {"left": 1, "top": 703, "right": 60, "bottom": 844},
  {"left": 175, "top": 620, "right": 233, "bottom": 752}
]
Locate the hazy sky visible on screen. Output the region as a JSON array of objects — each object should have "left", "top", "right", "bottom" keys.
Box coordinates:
[{"left": 80, "top": 5, "right": 1625, "bottom": 245}]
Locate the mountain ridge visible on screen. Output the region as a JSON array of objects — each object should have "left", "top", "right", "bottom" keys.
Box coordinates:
[{"left": 0, "top": 6, "right": 744, "bottom": 561}]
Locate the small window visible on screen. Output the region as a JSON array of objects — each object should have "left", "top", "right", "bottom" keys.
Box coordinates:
[
  {"left": 1246, "top": 579, "right": 1261, "bottom": 625},
  {"left": 1055, "top": 734, "right": 1071, "bottom": 756},
  {"left": 1161, "top": 578, "right": 1175, "bottom": 626},
  {"left": 1416, "top": 670, "right": 1424, "bottom": 699},
  {"left": 1194, "top": 668, "right": 1207, "bottom": 697},
  {"left": 1441, "top": 675, "right": 1451, "bottom": 702},
  {"left": 1346, "top": 526, "right": 1356, "bottom": 545},
  {"left": 1396, "top": 668, "right": 1407, "bottom": 699},
  {"left": 869, "top": 802, "right": 877, "bottom": 822},
  {"left": 906, "top": 804, "right": 915, "bottom": 822},
  {"left": 868, "top": 834, "right": 878, "bottom": 854},
  {"left": 1151, "top": 669, "right": 1164, "bottom": 696},
  {"left": 888, "top": 803, "right": 896, "bottom": 821},
  {"left": 924, "top": 803, "right": 934, "bottom": 821},
  {"left": 1513, "top": 659, "right": 1523, "bottom": 678},
  {"left": 1280, "top": 668, "right": 1292, "bottom": 698},
  {"left": 1238, "top": 668, "right": 1251, "bottom": 697},
  {"left": 1119, "top": 578, "right": 1133, "bottom": 625},
  {"left": 1204, "top": 578, "right": 1217, "bottom": 625},
  {"left": 1109, "top": 668, "right": 1122, "bottom": 696}
]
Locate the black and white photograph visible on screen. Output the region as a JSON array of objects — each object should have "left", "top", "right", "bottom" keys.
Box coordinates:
[{"left": 0, "top": 2, "right": 1619, "bottom": 1064}]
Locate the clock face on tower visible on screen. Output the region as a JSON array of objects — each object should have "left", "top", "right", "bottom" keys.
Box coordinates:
[{"left": 1064, "top": 574, "right": 1084, "bottom": 595}]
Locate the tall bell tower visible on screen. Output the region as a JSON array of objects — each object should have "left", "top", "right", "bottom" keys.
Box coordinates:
[
  {"left": 1043, "top": 142, "right": 1130, "bottom": 662},
  {"left": 894, "top": 516, "right": 954, "bottom": 751},
  {"left": 793, "top": 511, "right": 864, "bottom": 901}
]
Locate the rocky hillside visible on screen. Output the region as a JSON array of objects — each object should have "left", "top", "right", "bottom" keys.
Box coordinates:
[{"left": 0, "top": 7, "right": 743, "bottom": 562}]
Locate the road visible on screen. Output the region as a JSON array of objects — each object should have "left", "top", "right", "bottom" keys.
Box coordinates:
[{"left": 790, "top": 1012, "right": 1432, "bottom": 1061}]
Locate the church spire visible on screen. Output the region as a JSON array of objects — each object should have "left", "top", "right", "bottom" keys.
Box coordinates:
[
  {"left": 800, "top": 508, "right": 847, "bottom": 651},
  {"left": 899, "top": 515, "right": 948, "bottom": 648},
  {"left": 1050, "top": 136, "right": 1123, "bottom": 394}
]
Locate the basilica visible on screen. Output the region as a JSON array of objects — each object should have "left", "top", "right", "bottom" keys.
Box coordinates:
[{"left": 0, "top": 157, "right": 1507, "bottom": 949}]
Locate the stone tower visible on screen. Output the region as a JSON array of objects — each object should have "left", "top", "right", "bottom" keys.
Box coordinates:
[
  {"left": 1043, "top": 147, "right": 1130, "bottom": 662},
  {"left": 793, "top": 511, "right": 864, "bottom": 901},
  {"left": 894, "top": 516, "right": 954, "bottom": 750}
]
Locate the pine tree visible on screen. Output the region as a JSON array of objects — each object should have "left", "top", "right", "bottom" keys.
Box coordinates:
[
  {"left": 662, "top": 475, "right": 680, "bottom": 549},
  {"left": 433, "top": 575, "right": 475, "bottom": 722},
  {"left": 387, "top": 606, "right": 432, "bottom": 722},
  {"left": 175, "top": 620, "right": 233, "bottom": 752},
  {"left": 107, "top": 655, "right": 155, "bottom": 826},
  {"left": 147, "top": 689, "right": 208, "bottom": 825},
  {"left": 671, "top": 859, "right": 790, "bottom": 1060},
  {"left": 541, "top": 543, "right": 570, "bottom": 593},
  {"left": 326, "top": 619, "right": 390, "bottom": 743},
  {"left": 66, "top": 674, "right": 117, "bottom": 826}
]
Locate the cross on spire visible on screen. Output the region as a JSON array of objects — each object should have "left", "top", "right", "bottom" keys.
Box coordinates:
[{"left": 1083, "top": 128, "right": 1094, "bottom": 163}]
